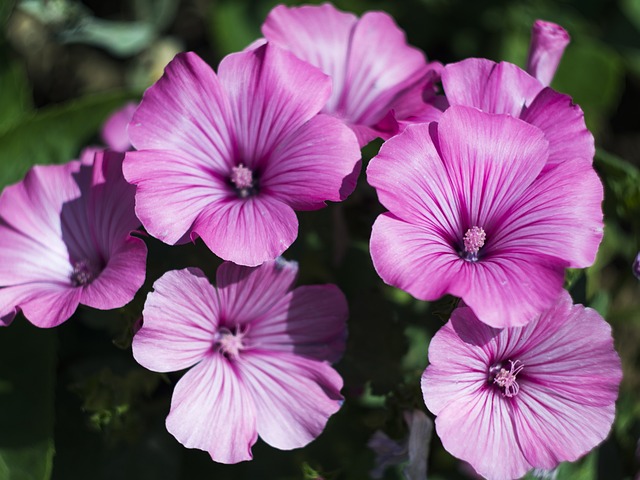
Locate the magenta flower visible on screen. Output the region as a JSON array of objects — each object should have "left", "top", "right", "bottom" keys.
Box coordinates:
[
  {"left": 101, "top": 102, "right": 137, "bottom": 152},
  {"left": 123, "top": 44, "right": 360, "bottom": 266},
  {"left": 421, "top": 290, "right": 621, "bottom": 480},
  {"left": 526, "top": 20, "right": 570, "bottom": 87},
  {"left": 0, "top": 150, "right": 147, "bottom": 328},
  {"left": 442, "top": 28, "right": 591, "bottom": 172},
  {"left": 259, "top": 3, "right": 443, "bottom": 146},
  {"left": 132, "top": 259, "right": 347, "bottom": 463},
  {"left": 368, "top": 105, "right": 603, "bottom": 327}
]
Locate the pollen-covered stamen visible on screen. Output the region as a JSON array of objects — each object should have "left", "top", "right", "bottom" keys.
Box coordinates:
[
  {"left": 230, "top": 164, "right": 254, "bottom": 198},
  {"left": 462, "top": 226, "right": 486, "bottom": 261},
  {"left": 216, "top": 327, "right": 248, "bottom": 359},
  {"left": 70, "top": 259, "right": 98, "bottom": 286},
  {"left": 491, "top": 360, "right": 524, "bottom": 398}
]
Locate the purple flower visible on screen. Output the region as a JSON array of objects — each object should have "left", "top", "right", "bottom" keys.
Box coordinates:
[
  {"left": 526, "top": 20, "right": 570, "bottom": 87},
  {"left": 442, "top": 42, "right": 592, "bottom": 172},
  {"left": 421, "top": 290, "right": 621, "bottom": 480},
  {"left": 633, "top": 252, "right": 640, "bottom": 280},
  {"left": 132, "top": 259, "right": 347, "bottom": 463},
  {"left": 259, "top": 3, "right": 444, "bottom": 147},
  {"left": 368, "top": 105, "right": 603, "bottom": 327},
  {"left": 101, "top": 102, "right": 137, "bottom": 152},
  {"left": 0, "top": 150, "right": 147, "bottom": 328},
  {"left": 123, "top": 44, "right": 360, "bottom": 266}
]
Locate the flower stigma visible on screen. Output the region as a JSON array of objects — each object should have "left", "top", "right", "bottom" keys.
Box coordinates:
[
  {"left": 230, "top": 164, "right": 255, "bottom": 198},
  {"left": 216, "top": 327, "right": 248, "bottom": 359},
  {"left": 462, "top": 226, "right": 486, "bottom": 261},
  {"left": 70, "top": 259, "right": 98, "bottom": 286},
  {"left": 489, "top": 360, "right": 524, "bottom": 397}
]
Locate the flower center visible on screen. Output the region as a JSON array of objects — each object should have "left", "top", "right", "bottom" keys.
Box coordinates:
[
  {"left": 489, "top": 360, "right": 524, "bottom": 398},
  {"left": 462, "top": 226, "right": 486, "bottom": 261},
  {"left": 230, "top": 164, "right": 256, "bottom": 198},
  {"left": 70, "top": 259, "right": 98, "bottom": 286},
  {"left": 215, "top": 327, "right": 247, "bottom": 359}
]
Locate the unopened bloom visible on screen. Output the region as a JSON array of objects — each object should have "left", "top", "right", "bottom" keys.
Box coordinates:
[
  {"left": 124, "top": 44, "right": 360, "bottom": 266},
  {"left": 442, "top": 21, "right": 590, "bottom": 172},
  {"left": 0, "top": 150, "right": 147, "bottom": 327},
  {"left": 422, "top": 290, "right": 621, "bottom": 480},
  {"left": 526, "top": 20, "right": 570, "bottom": 86},
  {"left": 132, "top": 259, "right": 347, "bottom": 463},
  {"left": 259, "top": 3, "right": 444, "bottom": 146},
  {"left": 368, "top": 105, "right": 603, "bottom": 327}
]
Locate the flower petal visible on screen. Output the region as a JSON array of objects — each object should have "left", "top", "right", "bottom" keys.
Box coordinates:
[
  {"left": 248, "top": 285, "right": 348, "bottom": 363},
  {"left": 123, "top": 149, "right": 227, "bottom": 245},
  {"left": 367, "top": 122, "right": 461, "bottom": 239},
  {"left": 0, "top": 283, "right": 81, "bottom": 328},
  {"left": 341, "top": 11, "right": 430, "bottom": 129},
  {"left": 434, "top": 390, "right": 532, "bottom": 480},
  {"left": 491, "top": 157, "right": 603, "bottom": 269},
  {"left": 81, "top": 235, "right": 147, "bottom": 310},
  {"left": 443, "top": 59, "right": 543, "bottom": 117},
  {"left": 521, "top": 87, "right": 594, "bottom": 170},
  {"left": 166, "top": 355, "right": 257, "bottom": 464},
  {"left": 262, "top": 113, "right": 361, "bottom": 209},
  {"left": 370, "top": 213, "right": 462, "bottom": 301},
  {"left": 215, "top": 259, "right": 298, "bottom": 326},
  {"left": 133, "top": 268, "right": 220, "bottom": 372},
  {"left": 101, "top": 102, "right": 137, "bottom": 152},
  {"left": 261, "top": 3, "right": 357, "bottom": 114},
  {"left": 193, "top": 195, "right": 298, "bottom": 267},
  {"left": 128, "top": 52, "right": 235, "bottom": 174},
  {"left": 449, "top": 252, "right": 565, "bottom": 327},
  {"left": 217, "top": 43, "right": 332, "bottom": 169},
  {"left": 422, "top": 306, "right": 500, "bottom": 414},
  {"left": 436, "top": 105, "right": 549, "bottom": 229},
  {"left": 238, "top": 351, "right": 343, "bottom": 450}
]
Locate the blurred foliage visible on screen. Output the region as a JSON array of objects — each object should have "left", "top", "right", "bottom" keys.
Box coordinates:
[{"left": 0, "top": 0, "right": 638, "bottom": 479}]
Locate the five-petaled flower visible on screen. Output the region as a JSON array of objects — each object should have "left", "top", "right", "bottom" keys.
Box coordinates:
[
  {"left": 368, "top": 105, "right": 603, "bottom": 327},
  {"left": 422, "top": 290, "right": 621, "bottom": 480},
  {"left": 0, "top": 149, "right": 147, "bottom": 328},
  {"left": 123, "top": 43, "right": 360, "bottom": 267},
  {"left": 132, "top": 258, "right": 348, "bottom": 463}
]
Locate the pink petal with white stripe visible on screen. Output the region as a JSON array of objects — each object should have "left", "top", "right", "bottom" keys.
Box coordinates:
[
  {"left": 166, "top": 355, "right": 257, "bottom": 464},
  {"left": 238, "top": 351, "right": 343, "bottom": 450}
]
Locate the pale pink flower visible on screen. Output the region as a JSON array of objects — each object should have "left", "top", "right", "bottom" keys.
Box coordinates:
[
  {"left": 123, "top": 44, "right": 360, "bottom": 266},
  {"left": 0, "top": 150, "right": 147, "bottom": 327},
  {"left": 422, "top": 290, "right": 621, "bottom": 480},
  {"left": 368, "top": 105, "right": 603, "bottom": 327},
  {"left": 526, "top": 20, "right": 570, "bottom": 86},
  {"left": 259, "top": 3, "right": 444, "bottom": 146},
  {"left": 132, "top": 259, "right": 347, "bottom": 463}
]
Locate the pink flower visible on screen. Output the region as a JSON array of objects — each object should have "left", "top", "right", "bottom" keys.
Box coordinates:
[
  {"left": 0, "top": 150, "right": 147, "bottom": 328},
  {"left": 132, "top": 259, "right": 347, "bottom": 463},
  {"left": 442, "top": 25, "right": 591, "bottom": 172},
  {"left": 421, "top": 290, "right": 621, "bottom": 480},
  {"left": 259, "top": 3, "right": 444, "bottom": 146},
  {"left": 368, "top": 105, "right": 603, "bottom": 327},
  {"left": 526, "top": 20, "right": 570, "bottom": 87},
  {"left": 123, "top": 44, "right": 360, "bottom": 266},
  {"left": 101, "top": 102, "right": 137, "bottom": 152}
]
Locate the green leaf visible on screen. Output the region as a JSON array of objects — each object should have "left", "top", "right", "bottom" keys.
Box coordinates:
[
  {"left": 0, "top": 54, "right": 33, "bottom": 134},
  {"left": 553, "top": 40, "right": 624, "bottom": 134},
  {"left": 208, "top": 0, "right": 259, "bottom": 56},
  {"left": 0, "top": 319, "right": 57, "bottom": 480},
  {"left": 0, "top": 0, "right": 15, "bottom": 28},
  {"left": 0, "top": 91, "right": 136, "bottom": 190}
]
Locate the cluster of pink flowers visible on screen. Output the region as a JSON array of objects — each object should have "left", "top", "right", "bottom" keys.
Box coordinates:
[{"left": 0, "top": 2, "right": 622, "bottom": 478}]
